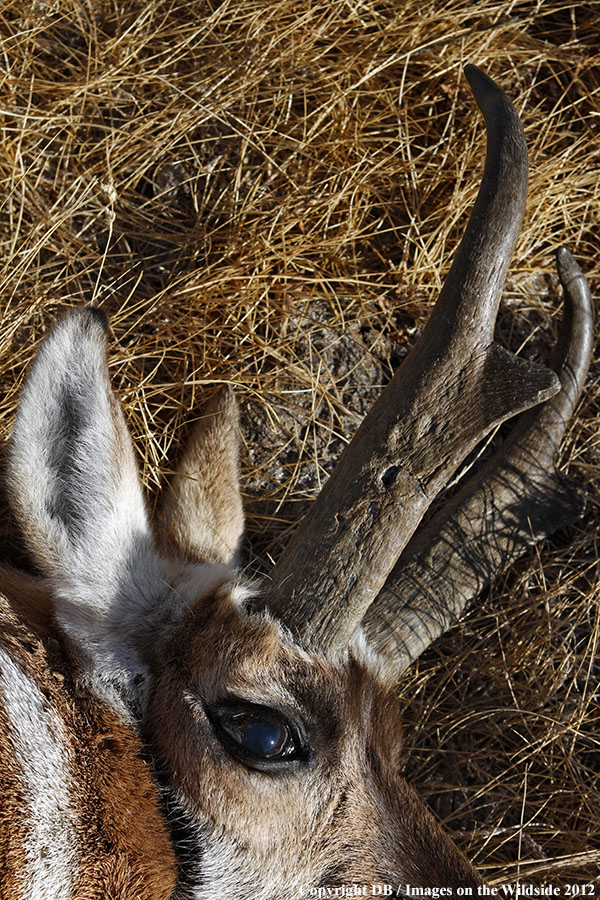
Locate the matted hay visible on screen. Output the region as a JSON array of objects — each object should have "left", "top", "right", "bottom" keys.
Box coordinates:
[{"left": 0, "top": 0, "right": 598, "bottom": 886}]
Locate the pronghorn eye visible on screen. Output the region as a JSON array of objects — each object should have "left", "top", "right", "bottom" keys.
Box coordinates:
[
  {"left": 221, "top": 711, "right": 290, "bottom": 757},
  {"left": 206, "top": 702, "right": 308, "bottom": 770}
]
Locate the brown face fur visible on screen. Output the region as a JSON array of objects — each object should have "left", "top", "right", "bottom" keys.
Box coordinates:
[
  {"left": 0, "top": 593, "right": 177, "bottom": 900},
  {"left": 147, "top": 584, "right": 482, "bottom": 897},
  {"left": 4, "top": 309, "right": 486, "bottom": 897}
]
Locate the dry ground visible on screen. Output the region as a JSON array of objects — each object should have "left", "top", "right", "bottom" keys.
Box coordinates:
[{"left": 0, "top": 0, "right": 599, "bottom": 888}]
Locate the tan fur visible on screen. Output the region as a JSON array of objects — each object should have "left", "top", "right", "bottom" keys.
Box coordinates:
[
  {"left": 0, "top": 565, "right": 54, "bottom": 638},
  {"left": 0, "top": 632, "right": 30, "bottom": 895},
  {"left": 0, "top": 308, "right": 484, "bottom": 898},
  {"left": 147, "top": 585, "right": 482, "bottom": 895},
  {"left": 157, "top": 385, "right": 245, "bottom": 565},
  {"left": 0, "top": 594, "right": 177, "bottom": 900}
]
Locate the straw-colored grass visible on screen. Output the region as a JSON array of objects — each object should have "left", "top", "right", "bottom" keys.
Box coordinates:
[{"left": 0, "top": 0, "right": 598, "bottom": 886}]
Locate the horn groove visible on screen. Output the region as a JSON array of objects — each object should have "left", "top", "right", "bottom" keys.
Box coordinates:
[
  {"left": 363, "top": 249, "right": 593, "bottom": 670},
  {"left": 264, "top": 67, "right": 559, "bottom": 654}
]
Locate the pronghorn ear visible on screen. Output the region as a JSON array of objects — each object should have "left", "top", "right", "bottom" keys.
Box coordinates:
[
  {"left": 156, "top": 385, "right": 244, "bottom": 566},
  {"left": 7, "top": 309, "right": 157, "bottom": 637}
]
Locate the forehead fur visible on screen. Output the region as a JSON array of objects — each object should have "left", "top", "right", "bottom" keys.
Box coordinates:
[
  {"left": 158, "top": 582, "right": 404, "bottom": 762},
  {"left": 147, "top": 584, "right": 482, "bottom": 891}
]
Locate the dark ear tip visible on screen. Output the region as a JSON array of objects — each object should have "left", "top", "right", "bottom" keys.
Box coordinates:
[{"left": 85, "top": 306, "right": 109, "bottom": 332}]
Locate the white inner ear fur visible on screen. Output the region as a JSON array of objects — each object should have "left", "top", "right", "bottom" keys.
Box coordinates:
[
  {"left": 8, "top": 311, "right": 150, "bottom": 594},
  {"left": 7, "top": 309, "right": 240, "bottom": 719}
]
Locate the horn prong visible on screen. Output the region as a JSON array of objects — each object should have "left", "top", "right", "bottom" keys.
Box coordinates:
[
  {"left": 363, "top": 251, "right": 593, "bottom": 671},
  {"left": 264, "top": 67, "right": 560, "bottom": 654}
]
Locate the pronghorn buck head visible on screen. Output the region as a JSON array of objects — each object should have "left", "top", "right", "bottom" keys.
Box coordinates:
[{"left": 2, "top": 66, "right": 592, "bottom": 898}]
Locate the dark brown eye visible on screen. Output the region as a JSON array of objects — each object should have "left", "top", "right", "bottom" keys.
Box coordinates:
[
  {"left": 206, "top": 701, "right": 309, "bottom": 771},
  {"left": 219, "top": 711, "right": 292, "bottom": 759}
]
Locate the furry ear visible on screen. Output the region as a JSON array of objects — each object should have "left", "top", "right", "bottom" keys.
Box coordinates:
[
  {"left": 6, "top": 309, "right": 162, "bottom": 702},
  {"left": 156, "top": 385, "right": 244, "bottom": 566},
  {"left": 8, "top": 308, "right": 153, "bottom": 593}
]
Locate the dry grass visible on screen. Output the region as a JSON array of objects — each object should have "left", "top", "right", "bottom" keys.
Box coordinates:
[{"left": 0, "top": 0, "right": 599, "bottom": 887}]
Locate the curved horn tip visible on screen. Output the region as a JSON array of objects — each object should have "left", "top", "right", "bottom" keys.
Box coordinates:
[
  {"left": 555, "top": 247, "right": 594, "bottom": 337},
  {"left": 556, "top": 246, "right": 586, "bottom": 288},
  {"left": 553, "top": 246, "right": 594, "bottom": 392},
  {"left": 464, "top": 64, "right": 506, "bottom": 104}
]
